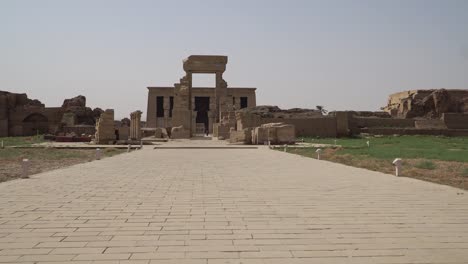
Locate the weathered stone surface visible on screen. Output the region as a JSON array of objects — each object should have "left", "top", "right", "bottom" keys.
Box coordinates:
[
  {"left": 146, "top": 55, "right": 257, "bottom": 137},
  {"left": 62, "top": 95, "right": 86, "bottom": 109},
  {"left": 120, "top": 117, "right": 130, "bottom": 127},
  {"left": 94, "top": 109, "right": 116, "bottom": 144},
  {"left": 171, "top": 125, "right": 190, "bottom": 139},
  {"left": 251, "top": 122, "right": 295, "bottom": 145},
  {"left": 153, "top": 127, "right": 168, "bottom": 139},
  {"left": 238, "top": 105, "right": 322, "bottom": 119},
  {"left": 229, "top": 128, "right": 252, "bottom": 144},
  {"left": 0, "top": 91, "right": 58, "bottom": 136},
  {"left": 61, "top": 96, "right": 102, "bottom": 126},
  {"left": 60, "top": 112, "right": 76, "bottom": 127},
  {"left": 383, "top": 89, "right": 468, "bottom": 118},
  {"left": 129, "top": 111, "right": 142, "bottom": 140}
]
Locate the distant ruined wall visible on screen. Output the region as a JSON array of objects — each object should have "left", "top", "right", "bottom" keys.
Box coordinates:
[
  {"left": 350, "top": 117, "right": 415, "bottom": 134},
  {"left": 443, "top": 113, "right": 468, "bottom": 129},
  {"left": 383, "top": 89, "right": 468, "bottom": 118},
  {"left": 236, "top": 112, "right": 337, "bottom": 138},
  {"left": 1, "top": 91, "right": 104, "bottom": 137}
]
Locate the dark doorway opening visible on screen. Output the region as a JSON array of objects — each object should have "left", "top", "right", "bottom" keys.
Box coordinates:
[
  {"left": 156, "top": 96, "right": 164, "bottom": 117},
  {"left": 240, "top": 97, "right": 248, "bottom": 109},
  {"left": 195, "top": 97, "right": 210, "bottom": 133},
  {"left": 22, "top": 113, "right": 49, "bottom": 136}
]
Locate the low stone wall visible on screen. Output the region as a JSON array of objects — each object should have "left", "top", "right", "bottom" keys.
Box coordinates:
[
  {"left": 352, "top": 117, "right": 415, "bottom": 128},
  {"left": 63, "top": 125, "right": 96, "bottom": 136},
  {"left": 235, "top": 110, "right": 468, "bottom": 140},
  {"left": 443, "top": 113, "right": 468, "bottom": 129},
  {"left": 414, "top": 119, "right": 447, "bottom": 129},
  {"left": 229, "top": 128, "right": 252, "bottom": 144},
  {"left": 237, "top": 115, "right": 337, "bottom": 138}
]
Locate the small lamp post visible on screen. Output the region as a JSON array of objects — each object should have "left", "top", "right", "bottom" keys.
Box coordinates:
[
  {"left": 96, "top": 148, "right": 101, "bottom": 160},
  {"left": 21, "top": 159, "right": 30, "bottom": 179},
  {"left": 392, "top": 158, "right": 402, "bottom": 176},
  {"left": 316, "top": 148, "right": 323, "bottom": 160}
]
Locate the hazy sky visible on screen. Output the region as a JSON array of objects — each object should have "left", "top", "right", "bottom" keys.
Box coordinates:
[{"left": 1, "top": 0, "right": 467, "bottom": 119}]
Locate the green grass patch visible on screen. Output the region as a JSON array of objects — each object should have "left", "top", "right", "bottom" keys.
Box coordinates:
[
  {"left": 0, "top": 135, "right": 44, "bottom": 147},
  {"left": 415, "top": 160, "right": 437, "bottom": 170},
  {"left": 304, "top": 135, "right": 468, "bottom": 162}
]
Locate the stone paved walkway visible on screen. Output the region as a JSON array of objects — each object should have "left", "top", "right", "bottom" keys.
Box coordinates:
[{"left": 1, "top": 143, "right": 468, "bottom": 263}]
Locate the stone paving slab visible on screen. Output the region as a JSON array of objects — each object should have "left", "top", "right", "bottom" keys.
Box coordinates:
[{"left": 0, "top": 144, "right": 467, "bottom": 263}]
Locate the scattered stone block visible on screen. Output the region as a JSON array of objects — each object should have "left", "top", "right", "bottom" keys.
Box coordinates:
[{"left": 171, "top": 126, "right": 190, "bottom": 139}]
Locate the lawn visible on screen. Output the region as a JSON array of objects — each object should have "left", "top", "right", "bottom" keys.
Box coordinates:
[
  {"left": 288, "top": 135, "right": 468, "bottom": 190},
  {"left": 303, "top": 135, "right": 468, "bottom": 162},
  {"left": 0, "top": 135, "right": 45, "bottom": 147}
]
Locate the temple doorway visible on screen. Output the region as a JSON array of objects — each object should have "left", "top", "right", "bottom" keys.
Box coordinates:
[{"left": 195, "top": 96, "right": 210, "bottom": 134}]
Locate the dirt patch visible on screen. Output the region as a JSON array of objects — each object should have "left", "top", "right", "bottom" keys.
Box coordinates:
[
  {"left": 0, "top": 148, "right": 125, "bottom": 183},
  {"left": 288, "top": 147, "right": 468, "bottom": 190}
]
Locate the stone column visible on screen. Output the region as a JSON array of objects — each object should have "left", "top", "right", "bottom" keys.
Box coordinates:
[
  {"left": 95, "top": 109, "right": 116, "bottom": 144},
  {"left": 215, "top": 72, "right": 228, "bottom": 122},
  {"left": 130, "top": 110, "right": 142, "bottom": 140},
  {"left": 207, "top": 111, "right": 214, "bottom": 134},
  {"left": 146, "top": 91, "right": 157, "bottom": 128},
  {"left": 163, "top": 96, "right": 170, "bottom": 128}
]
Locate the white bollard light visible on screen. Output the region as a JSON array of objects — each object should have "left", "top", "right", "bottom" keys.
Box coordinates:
[
  {"left": 392, "top": 158, "right": 402, "bottom": 176},
  {"left": 96, "top": 148, "right": 101, "bottom": 160},
  {"left": 127, "top": 144, "right": 131, "bottom": 153},
  {"left": 283, "top": 144, "right": 288, "bottom": 152},
  {"left": 316, "top": 148, "right": 322, "bottom": 160},
  {"left": 21, "top": 159, "right": 30, "bottom": 178},
  {"left": 366, "top": 141, "right": 370, "bottom": 148}
]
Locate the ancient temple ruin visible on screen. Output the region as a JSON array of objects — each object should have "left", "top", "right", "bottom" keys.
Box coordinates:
[{"left": 146, "top": 55, "right": 256, "bottom": 138}]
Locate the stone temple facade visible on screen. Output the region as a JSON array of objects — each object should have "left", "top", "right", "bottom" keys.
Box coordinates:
[{"left": 146, "top": 55, "right": 256, "bottom": 137}]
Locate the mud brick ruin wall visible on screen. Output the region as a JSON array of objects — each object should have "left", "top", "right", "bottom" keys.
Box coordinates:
[
  {"left": 349, "top": 117, "right": 415, "bottom": 134},
  {"left": 62, "top": 125, "right": 96, "bottom": 136},
  {"left": 442, "top": 113, "right": 468, "bottom": 129},
  {"left": 1, "top": 91, "right": 104, "bottom": 137}
]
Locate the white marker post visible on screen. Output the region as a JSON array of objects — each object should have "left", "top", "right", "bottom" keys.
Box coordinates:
[
  {"left": 1, "top": 140, "right": 3, "bottom": 149},
  {"left": 127, "top": 144, "right": 131, "bottom": 153},
  {"left": 334, "top": 139, "right": 337, "bottom": 146},
  {"left": 21, "top": 159, "right": 30, "bottom": 179},
  {"left": 366, "top": 141, "right": 370, "bottom": 148},
  {"left": 316, "top": 148, "right": 322, "bottom": 160},
  {"left": 140, "top": 140, "right": 143, "bottom": 149},
  {"left": 96, "top": 148, "right": 101, "bottom": 160},
  {"left": 283, "top": 144, "right": 288, "bottom": 152},
  {"left": 392, "top": 158, "right": 402, "bottom": 177}
]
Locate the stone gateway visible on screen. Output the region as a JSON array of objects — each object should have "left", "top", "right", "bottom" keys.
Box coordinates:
[{"left": 146, "top": 55, "right": 256, "bottom": 138}]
